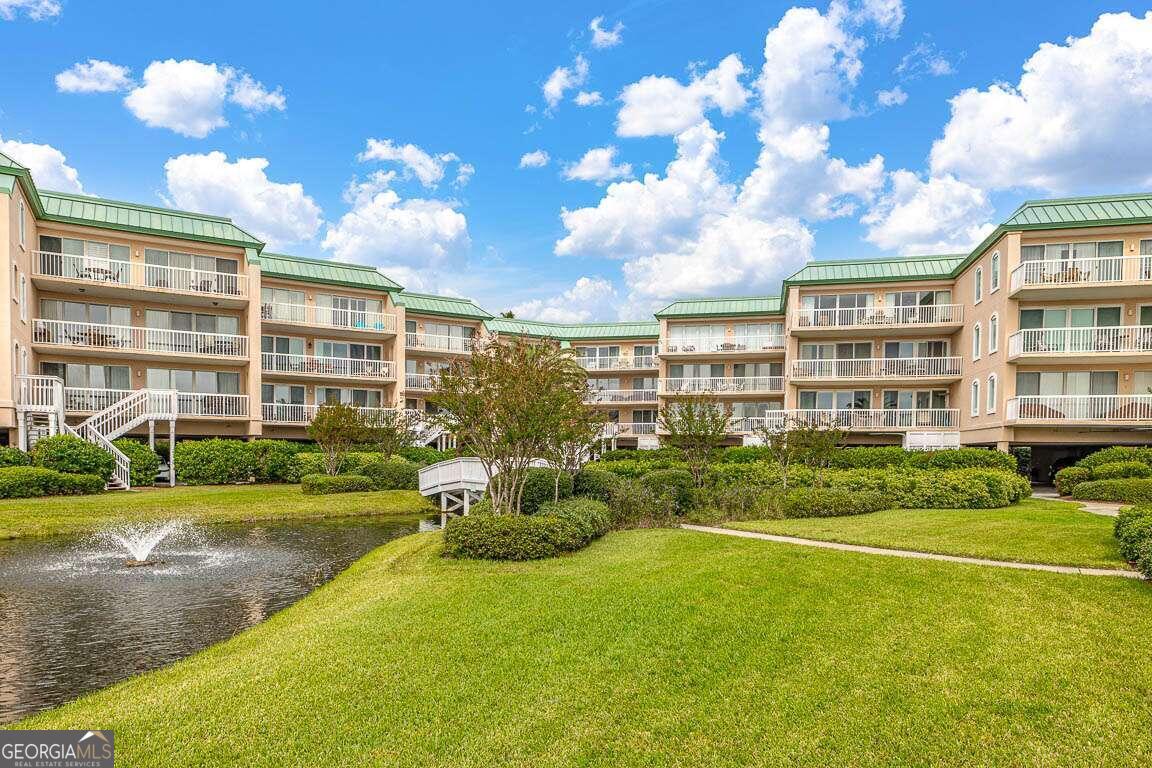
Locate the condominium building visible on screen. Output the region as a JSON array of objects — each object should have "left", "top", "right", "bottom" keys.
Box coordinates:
[{"left": 3, "top": 150, "right": 1152, "bottom": 481}]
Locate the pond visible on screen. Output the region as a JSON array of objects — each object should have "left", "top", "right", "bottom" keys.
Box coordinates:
[{"left": 0, "top": 515, "right": 440, "bottom": 724}]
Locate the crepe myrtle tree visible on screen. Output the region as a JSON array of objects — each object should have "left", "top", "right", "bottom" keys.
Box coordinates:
[
  {"left": 430, "top": 336, "right": 591, "bottom": 514},
  {"left": 658, "top": 394, "right": 732, "bottom": 487},
  {"left": 307, "top": 402, "right": 368, "bottom": 475},
  {"left": 786, "top": 414, "right": 847, "bottom": 487},
  {"left": 755, "top": 414, "right": 806, "bottom": 491},
  {"left": 361, "top": 407, "right": 429, "bottom": 460},
  {"left": 543, "top": 401, "right": 607, "bottom": 502}
]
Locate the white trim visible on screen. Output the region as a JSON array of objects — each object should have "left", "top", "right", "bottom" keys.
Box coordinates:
[
  {"left": 986, "top": 373, "right": 998, "bottom": 414},
  {"left": 989, "top": 251, "right": 1000, "bottom": 293},
  {"left": 988, "top": 312, "right": 999, "bottom": 354},
  {"left": 974, "top": 265, "right": 984, "bottom": 304},
  {"left": 972, "top": 322, "right": 982, "bottom": 361},
  {"left": 17, "top": 199, "right": 26, "bottom": 248},
  {"left": 970, "top": 378, "right": 980, "bottom": 417}
]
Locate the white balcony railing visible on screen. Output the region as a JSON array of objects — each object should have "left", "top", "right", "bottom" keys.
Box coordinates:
[
  {"left": 658, "top": 336, "right": 784, "bottom": 354},
  {"left": 34, "top": 251, "right": 247, "bottom": 298},
  {"left": 577, "top": 356, "right": 658, "bottom": 371},
  {"left": 586, "top": 388, "right": 658, "bottom": 404},
  {"left": 1010, "top": 256, "right": 1152, "bottom": 292},
  {"left": 260, "top": 302, "right": 397, "bottom": 334},
  {"left": 1006, "top": 395, "right": 1152, "bottom": 423},
  {"left": 405, "top": 373, "right": 440, "bottom": 391},
  {"left": 789, "top": 408, "right": 959, "bottom": 429},
  {"left": 1008, "top": 326, "right": 1152, "bottom": 357},
  {"left": 261, "top": 352, "right": 394, "bottom": 380},
  {"left": 61, "top": 387, "right": 248, "bottom": 417},
  {"left": 660, "top": 377, "right": 784, "bottom": 394},
  {"left": 405, "top": 332, "right": 474, "bottom": 353},
  {"left": 15, "top": 374, "right": 64, "bottom": 414},
  {"left": 33, "top": 319, "right": 248, "bottom": 358},
  {"left": 261, "top": 403, "right": 393, "bottom": 424},
  {"left": 602, "top": 422, "right": 658, "bottom": 438},
  {"left": 793, "top": 304, "right": 963, "bottom": 329},
  {"left": 791, "top": 356, "right": 962, "bottom": 379}
]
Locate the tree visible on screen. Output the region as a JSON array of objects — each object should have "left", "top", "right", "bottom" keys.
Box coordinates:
[
  {"left": 500, "top": 310, "right": 515, "bottom": 318},
  {"left": 756, "top": 414, "right": 805, "bottom": 490},
  {"left": 543, "top": 403, "right": 606, "bottom": 502},
  {"left": 361, "top": 407, "right": 428, "bottom": 459},
  {"left": 658, "top": 394, "right": 732, "bottom": 487},
  {"left": 430, "top": 337, "right": 590, "bottom": 514},
  {"left": 307, "top": 403, "right": 367, "bottom": 475},
  {"left": 787, "top": 414, "right": 846, "bottom": 487}
]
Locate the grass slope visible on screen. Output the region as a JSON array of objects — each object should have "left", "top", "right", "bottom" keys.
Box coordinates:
[
  {"left": 0, "top": 485, "right": 433, "bottom": 539},
  {"left": 15, "top": 529, "right": 1152, "bottom": 767},
  {"left": 728, "top": 498, "right": 1125, "bottom": 569}
]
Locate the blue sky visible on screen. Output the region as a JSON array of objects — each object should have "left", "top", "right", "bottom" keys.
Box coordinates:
[{"left": 1, "top": 0, "right": 1149, "bottom": 320}]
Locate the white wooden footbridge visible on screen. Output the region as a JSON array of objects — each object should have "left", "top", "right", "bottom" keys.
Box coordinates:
[{"left": 418, "top": 457, "right": 549, "bottom": 516}]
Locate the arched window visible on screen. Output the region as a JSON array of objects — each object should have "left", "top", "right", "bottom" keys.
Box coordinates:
[
  {"left": 988, "top": 313, "right": 999, "bottom": 353},
  {"left": 974, "top": 266, "right": 984, "bottom": 303},
  {"left": 970, "top": 379, "right": 980, "bottom": 417},
  {"left": 987, "top": 373, "right": 997, "bottom": 414},
  {"left": 990, "top": 251, "right": 1001, "bottom": 292},
  {"left": 972, "top": 322, "right": 982, "bottom": 360}
]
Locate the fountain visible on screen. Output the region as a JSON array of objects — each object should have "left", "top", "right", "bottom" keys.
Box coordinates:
[{"left": 95, "top": 520, "right": 191, "bottom": 567}]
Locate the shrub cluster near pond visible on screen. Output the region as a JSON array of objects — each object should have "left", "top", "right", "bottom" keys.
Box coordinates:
[
  {"left": 0, "top": 437, "right": 111, "bottom": 498},
  {"left": 1115, "top": 507, "right": 1152, "bottom": 577},
  {"left": 112, "top": 438, "right": 160, "bottom": 487},
  {"left": 1057, "top": 446, "right": 1152, "bottom": 502},
  {"left": 32, "top": 435, "right": 114, "bottom": 480},
  {"left": 442, "top": 497, "right": 612, "bottom": 560},
  {"left": 0, "top": 466, "right": 105, "bottom": 498}
]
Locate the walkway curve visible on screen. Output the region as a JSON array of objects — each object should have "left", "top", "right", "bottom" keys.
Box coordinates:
[{"left": 680, "top": 524, "right": 1143, "bottom": 579}]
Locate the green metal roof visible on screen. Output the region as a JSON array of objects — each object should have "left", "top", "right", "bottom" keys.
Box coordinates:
[
  {"left": 1004, "top": 194, "right": 1152, "bottom": 228},
  {"left": 485, "top": 318, "right": 659, "bottom": 340},
  {"left": 259, "top": 252, "right": 403, "bottom": 291},
  {"left": 655, "top": 295, "right": 783, "bottom": 318},
  {"left": 396, "top": 291, "right": 492, "bottom": 320},
  {"left": 785, "top": 254, "right": 965, "bottom": 286}
]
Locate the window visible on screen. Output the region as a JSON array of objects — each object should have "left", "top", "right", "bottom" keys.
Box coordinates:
[
  {"left": 1021, "top": 241, "right": 1125, "bottom": 280},
  {"left": 667, "top": 323, "right": 725, "bottom": 351},
  {"left": 315, "top": 340, "right": 382, "bottom": 360},
  {"left": 41, "top": 362, "right": 130, "bottom": 390},
  {"left": 261, "top": 335, "right": 305, "bottom": 356},
  {"left": 734, "top": 322, "right": 783, "bottom": 350},
  {"left": 988, "top": 313, "right": 999, "bottom": 353},
  {"left": 18, "top": 271, "right": 26, "bottom": 322},
  {"left": 972, "top": 323, "right": 982, "bottom": 360},
  {"left": 145, "top": 249, "right": 239, "bottom": 294},
  {"left": 800, "top": 293, "right": 873, "bottom": 326},
  {"left": 147, "top": 368, "right": 241, "bottom": 394},
  {"left": 798, "top": 390, "right": 872, "bottom": 410},
  {"left": 631, "top": 376, "right": 657, "bottom": 391},
  {"left": 1016, "top": 370, "right": 1118, "bottom": 396},
  {"left": 261, "top": 287, "right": 306, "bottom": 322},
  {"left": 315, "top": 294, "right": 383, "bottom": 328},
  {"left": 733, "top": 362, "right": 781, "bottom": 378},
  {"left": 317, "top": 387, "right": 383, "bottom": 407},
  {"left": 147, "top": 310, "right": 239, "bottom": 335},
  {"left": 668, "top": 363, "right": 724, "bottom": 379},
  {"left": 883, "top": 340, "right": 948, "bottom": 359},
  {"left": 41, "top": 300, "right": 131, "bottom": 326},
  {"left": 17, "top": 199, "right": 26, "bottom": 247},
  {"left": 261, "top": 384, "right": 305, "bottom": 405},
  {"left": 987, "top": 374, "right": 997, "bottom": 414},
  {"left": 990, "top": 251, "right": 1000, "bottom": 292},
  {"left": 882, "top": 389, "right": 948, "bottom": 410},
  {"left": 970, "top": 379, "right": 980, "bottom": 417},
  {"left": 974, "top": 266, "right": 984, "bottom": 303}
]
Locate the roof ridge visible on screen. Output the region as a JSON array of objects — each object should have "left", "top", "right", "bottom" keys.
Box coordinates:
[
  {"left": 400, "top": 290, "right": 479, "bottom": 302},
  {"left": 40, "top": 189, "right": 238, "bottom": 224},
  {"left": 797, "top": 253, "right": 965, "bottom": 268},
  {"left": 263, "top": 252, "right": 384, "bottom": 272},
  {"left": 1017, "top": 192, "right": 1152, "bottom": 207},
  {"left": 663, "top": 294, "right": 780, "bottom": 303}
]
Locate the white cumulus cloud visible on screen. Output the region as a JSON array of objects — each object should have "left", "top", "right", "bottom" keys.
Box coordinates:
[
  {"left": 0, "top": 0, "right": 59, "bottom": 21},
  {"left": 163, "top": 152, "right": 322, "bottom": 248},
  {"left": 543, "top": 54, "right": 590, "bottom": 109},
  {"left": 574, "top": 90, "right": 603, "bottom": 106},
  {"left": 0, "top": 136, "right": 82, "bottom": 192},
  {"left": 876, "top": 85, "right": 907, "bottom": 106},
  {"left": 511, "top": 276, "right": 619, "bottom": 322},
  {"left": 930, "top": 11, "right": 1152, "bottom": 192},
  {"left": 564, "top": 146, "right": 633, "bottom": 183},
  {"left": 359, "top": 138, "right": 467, "bottom": 188},
  {"left": 55, "top": 60, "right": 132, "bottom": 93},
  {"left": 616, "top": 53, "right": 749, "bottom": 137},
  {"left": 519, "top": 150, "right": 550, "bottom": 169},
  {"left": 589, "top": 16, "right": 624, "bottom": 49},
  {"left": 228, "top": 72, "right": 286, "bottom": 113},
  {"left": 862, "top": 171, "right": 994, "bottom": 254}
]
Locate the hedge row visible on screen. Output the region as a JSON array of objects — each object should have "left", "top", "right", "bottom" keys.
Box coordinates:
[
  {"left": 1115, "top": 508, "right": 1152, "bottom": 578},
  {"left": 442, "top": 498, "right": 612, "bottom": 560},
  {"left": 32, "top": 435, "right": 115, "bottom": 480},
  {"left": 780, "top": 487, "right": 890, "bottom": 518},
  {"left": 1056, "top": 446, "right": 1152, "bottom": 499},
  {"left": 0, "top": 466, "right": 105, "bottom": 498},
  {"left": 597, "top": 445, "right": 1018, "bottom": 473},
  {"left": 1071, "top": 479, "right": 1152, "bottom": 505}
]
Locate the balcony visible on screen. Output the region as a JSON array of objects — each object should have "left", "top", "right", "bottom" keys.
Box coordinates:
[
  {"left": 32, "top": 319, "right": 248, "bottom": 363},
  {"left": 586, "top": 388, "right": 658, "bottom": 404},
  {"left": 791, "top": 356, "right": 962, "bottom": 382},
  {"left": 261, "top": 352, "right": 394, "bottom": 381},
  {"left": 33, "top": 251, "right": 247, "bottom": 305},
  {"left": 660, "top": 377, "right": 784, "bottom": 395},
  {"left": 792, "top": 305, "right": 963, "bottom": 337},
  {"left": 1006, "top": 395, "right": 1152, "bottom": 425},
  {"left": 658, "top": 336, "right": 784, "bottom": 357},
  {"left": 1008, "top": 326, "right": 1152, "bottom": 363},
  {"left": 260, "top": 302, "right": 397, "bottom": 336},
  {"left": 405, "top": 332, "right": 474, "bottom": 354},
  {"left": 61, "top": 388, "right": 249, "bottom": 418},
  {"left": 576, "top": 355, "right": 658, "bottom": 371},
  {"left": 261, "top": 403, "right": 393, "bottom": 425},
  {"left": 405, "top": 373, "right": 439, "bottom": 391},
  {"left": 725, "top": 408, "right": 958, "bottom": 433},
  {"left": 601, "top": 422, "right": 658, "bottom": 438},
  {"left": 1009, "top": 256, "right": 1152, "bottom": 299}
]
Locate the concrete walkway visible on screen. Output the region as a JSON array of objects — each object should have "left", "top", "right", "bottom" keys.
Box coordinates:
[
  {"left": 1032, "top": 486, "right": 1124, "bottom": 517},
  {"left": 680, "top": 524, "right": 1142, "bottom": 579}
]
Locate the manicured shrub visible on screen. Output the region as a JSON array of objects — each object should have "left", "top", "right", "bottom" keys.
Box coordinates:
[
  {"left": 397, "top": 446, "right": 453, "bottom": 465},
  {"left": 0, "top": 446, "right": 30, "bottom": 468},
  {"left": 0, "top": 466, "right": 103, "bottom": 498},
  {"left": 1009, "top": 446, "right": 1032, "bottom": 477},
  {"left": 251, "top": 440, "right": 304, "bottom": 483},
  {"left": 584, "top": 457, "right": 690, "bottom": 479},
  {"left": 599, "top": 447, "right": 684, "bottom": 463},
  {"left": 1054, "top": 466, "right": 1093, "bottom": 496},
  {"left": 605, "top": 477, "right": 673, "bottom": 528},
  {"left": 172, "top": 439, "right": 256, "bottom": 485},
  {"left": 32, "top": 435, "right": 114, "bottom": 480},
  {"left": 829, "top": 446, "right": 910, "bottom": 469},
  {"left": 300, "top": 473, "right": 375, "bottom": 495},
  {"left": 538, "top": 497, "right": 613, "bottom": 543},
  {"left": 826, "top": 468, "right": 918, "bottom": 502},
  {"left": 1077, "top": 446, "right": 1152, "bottom": 470},
  {"left": 443, "top": 498, "right": 612, "bottom": 560},
  {"left": 1072, "top": 478, "right": 1152, "bottom": 505},
  {"left": 639, "top": 468, "right": 696, "bottom": 514},
  {"left": 780, "top": 487, "right": 890, "bottom": 518},
  {"left": 519, "top": 467, "right": 573, "bottom": 514},
  {"left": 1114, "top": 508, "right": 1152, "bottom": 562},
  {"left": 1091, "top": 461, "right": 1151, "bottom": 480},
  {"left": 112, "top": 439, "right": 160, "bottom": 488},
  {"left": 909, "top": 447, "right": 1017, "bottom": 473},
  {"left": 363, "top": 458, "right": 419, "bottom": 490},
  {"left": 719, "top": 446, "right": 774, "bottom": 464},
  {"left": 687, "top": 484, "right": 778, "bottom": 524},
  {"left": 1136, "top": 539, "right": 1152, "bottom": 579},
  {"left": 901, "top": 472, "right": 995, "bottom": 509},
  {"left": 572, "top": 467, "right": 622, "bottom": 502},
  {"left": 704, "top": 462, "right": 783, "bottom": 488}
]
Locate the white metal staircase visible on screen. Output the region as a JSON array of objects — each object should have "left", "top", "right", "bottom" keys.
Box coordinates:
[{"left": 15, "top": 375, "right": 177, "bottom": 490}]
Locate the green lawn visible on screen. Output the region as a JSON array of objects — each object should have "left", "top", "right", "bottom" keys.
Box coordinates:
[
  {"left": 727, "top": 497, "right": 1126, "bottom": 569},
  {"left": 0, "top": 484, "right": 433, "bottom": 539},
  {"left": 14, "top": 529, "right": 1152, "bottom": 766}
]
